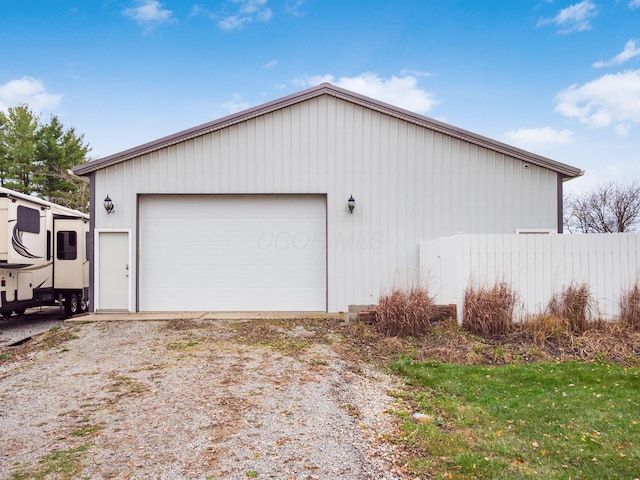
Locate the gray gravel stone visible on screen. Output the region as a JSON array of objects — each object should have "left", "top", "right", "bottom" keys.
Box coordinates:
[{"left": 0, "top": 319, "right": 407, "bottom": 479}]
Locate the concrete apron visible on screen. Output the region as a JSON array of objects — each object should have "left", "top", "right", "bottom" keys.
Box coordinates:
[{"left": 66, "top": 311, "right": 348, "bottom": 323}]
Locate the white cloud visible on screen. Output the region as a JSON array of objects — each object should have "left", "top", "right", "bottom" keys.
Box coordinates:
[
  {"left": 218, "top": 0, "right": 272, "bottom": 30},
  {"left": 190, "top": 5, "right": 207, "bottom": 17},
  {"left": 285, "top": 0, "right": 306, "bottom": 16},
  {"left": 123, "top": 0, "right": 173, "bottom": 30},
  {"left": 504, "top": 126, "right": 574, "bottom": 150},
  {"left": 218, "top": 15, "right": 248, "bottom": 30},
  {"left": 223, "top": 94, "right": 250, "bottom": 113},
  {"left": 0, "top": 77, "right": 62, "bottom": 113},
  {"left": 614, "top": 123, "right": 632, "bottom": 137},
  {"left": 399, "top": 68, "right": 432, "bottom": 78},
  {"left": 630, "top": 0, "right": 640, "bottom": 9},
  {"left": 537, "top": 0, "right": 597, "bottom": 33},
  {"left": 593, "top": 39, "right": 640, "bottom": 68},
  {"left": 555, "top": 69, "right": 640, "bottom": 135},
  {"left": 294, "top": 72, "right": 439, "bottom": 115},
  {"left": 264, "top": 59, "right": 278, "bottom": 69}
]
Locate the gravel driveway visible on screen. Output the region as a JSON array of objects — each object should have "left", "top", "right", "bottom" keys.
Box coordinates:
[
  {"left": 0, "top": 316, "right": 408, "bottom": 479},
  {"left": 0, "top": 307, "right": 64, "bottom": 348}
]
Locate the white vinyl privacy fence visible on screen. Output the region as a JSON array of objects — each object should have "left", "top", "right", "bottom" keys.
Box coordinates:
[{"left": 419, "top": 233, "right": 640, "bottom": 323}]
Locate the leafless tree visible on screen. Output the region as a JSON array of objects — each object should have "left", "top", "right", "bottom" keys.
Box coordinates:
[{"left": 565, "top": 181, "right": 640, "bottom": 233}]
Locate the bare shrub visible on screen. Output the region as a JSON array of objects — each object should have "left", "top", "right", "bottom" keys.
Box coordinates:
[
  {"left": 463, "top": 282, "right": 516, "bottom": 337},
  {"left": 376, "top": 286, "right": 437, "bottom": 337},
  {"left": 620, "top": 283, "right": 640, "bottom": 330},
  {"left": 548, "top": 283, "right": 593, "bottom": 333}
]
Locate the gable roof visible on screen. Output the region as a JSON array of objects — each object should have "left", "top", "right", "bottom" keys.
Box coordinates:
[{"left": 73, "top": 83, "right": 583, "bottom": 179}]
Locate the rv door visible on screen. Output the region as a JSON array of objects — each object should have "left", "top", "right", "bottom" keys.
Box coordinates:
[{"left": 53, "top": 218, "right": 86, "bottom": 290}]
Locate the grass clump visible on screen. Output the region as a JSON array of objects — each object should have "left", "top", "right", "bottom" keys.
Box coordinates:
[
  {"left": 548, "top": 283, "right": 593, "bottom": 333},
  {"left": 463, "top": 282, "right": 516, "bottom": 337},
  {"left": 376, "top": 286, "right": 437, "bottom": 337},
  {"left": 620, "top": 283, "right": 640, "bottom": 330},
  {"left": 10, "top": 443, "right": 93, "bottom": 480}
]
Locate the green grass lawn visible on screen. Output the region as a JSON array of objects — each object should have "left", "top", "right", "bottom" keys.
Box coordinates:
[{"left": 392, "top": 359, "right": 640, "bottom": 479}]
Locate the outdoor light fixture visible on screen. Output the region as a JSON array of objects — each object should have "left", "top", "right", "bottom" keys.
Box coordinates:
[
  {"left": 103, "top": 195, "right": 114, "bottom": 214},
  {"left": 347, "top": 195, "right": 355, "bottom": 214}
]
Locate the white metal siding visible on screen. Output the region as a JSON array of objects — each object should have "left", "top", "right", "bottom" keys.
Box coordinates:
[
  {"left": 138, "top": 195, "right": 326, "bottom": 311},
  {"left": 95, "top": 95, "right": 559, "bottom": 312},
  {"left": 420, "top": 233, "right": 640, "bottom": 321}
]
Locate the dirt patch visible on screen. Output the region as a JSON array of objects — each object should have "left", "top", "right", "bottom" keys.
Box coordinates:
[
  {"left": 0, "top": 318, "right": 407, "bottom": 479},
  {"left": 344, "top": 318, "right": 640, "bottom": 367}
]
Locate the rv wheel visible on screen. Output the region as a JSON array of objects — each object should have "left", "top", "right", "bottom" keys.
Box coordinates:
[
  {"left": 13, "top": 308, "right": 26, "bottom": 316},
  {"left": 64, "top": 294, "right": 79, "bottom": 317},
  {"left": 1, "top": 310, "right": 11, "bottom": 319}
]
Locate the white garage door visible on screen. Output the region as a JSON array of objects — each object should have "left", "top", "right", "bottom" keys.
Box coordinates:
[{"left": 138, "top": 195, "right": 326, "bottom": 311}]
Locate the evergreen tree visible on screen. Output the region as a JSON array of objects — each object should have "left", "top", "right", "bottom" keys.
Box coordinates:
[
  {"left": 0, "top": 111, "right": 8, "bottom": 186},
  {"left": 36, "top": 115, "right": 91, "bottom": 211},
  {"left": 1, "top": 105, "right": 39, "bottom": 194},
  {"left": 0, "top": 105, "right": 91, "bottom": 211}
]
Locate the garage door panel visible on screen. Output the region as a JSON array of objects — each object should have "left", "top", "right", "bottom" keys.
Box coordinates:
[
  {"left": 141, "top": 287, "right": 324, "bottom": 311},
  {"left": 141, "top": 264, "right": 325, "bottom": 288},
  {"left": 141, "top": 244, "right": 325, "bottom": 268},
  {"left": 139, "top": 195, "right": 326, "bottom": 311}
]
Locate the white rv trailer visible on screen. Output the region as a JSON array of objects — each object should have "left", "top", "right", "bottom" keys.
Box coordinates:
[{"left": 0, "top": 187, "right": 89, "bottom": 318}]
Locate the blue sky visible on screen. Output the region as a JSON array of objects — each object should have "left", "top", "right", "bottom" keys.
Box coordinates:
[{"left": 2, "top": 0, "right": 640, "bottom": 194}]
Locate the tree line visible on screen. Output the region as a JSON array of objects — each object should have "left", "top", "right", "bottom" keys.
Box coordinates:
[
  {"left": 0, "top": 105, "right": 90, "bottom": 212},
  {"left": 565, "top": 181, "right": 640, "bottom": 233}
]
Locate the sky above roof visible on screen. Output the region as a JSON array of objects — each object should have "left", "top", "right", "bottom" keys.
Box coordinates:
[{"left": 2, "top": 0, "right": 639, "bottom": 194}]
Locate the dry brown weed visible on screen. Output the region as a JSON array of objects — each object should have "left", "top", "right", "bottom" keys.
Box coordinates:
[
  {"left": 548, "top": 283, "right": 593, "bottom": 333},
  {"left": 376, "top": 287, "right": 437, "bottom": 337},
  {"left": 620, "top": 283, "right": 640, "bottom": 330},
  {"left": 463, "top": 282, "right": 516, "bottom": 337}
]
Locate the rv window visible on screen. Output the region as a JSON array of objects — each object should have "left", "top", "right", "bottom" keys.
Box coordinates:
[
  {"left": 57, "top": 231, "right": 77, "bottom": 260},
  {"left": 17, "top": 206, "right": 40, "bottom": 234},
  {"left": 47, "top": 231, "right": 52, "bottom": 261}
]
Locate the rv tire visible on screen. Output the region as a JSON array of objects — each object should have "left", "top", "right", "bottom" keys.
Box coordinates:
[
  {"left": 13, "top": 308, "right": 26, "bottom": 316},
  {"left": 64, "top": 294, "right": 79, "bottom": 317},
  {"left": 1, "top": 310, "right": 11, "bottom": 319}
]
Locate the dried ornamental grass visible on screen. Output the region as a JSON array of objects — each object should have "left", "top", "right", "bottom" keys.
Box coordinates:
[
  {"left": 548, "top": 283, "right": 593, "bottom": 333},
  {"left": 620, "top": 283, "right": 640, "bottom": 330},
  {"left": 376, "top": 286, "right": 437, "bottom": 337},
  {"left": 513, "top": 314, "right": 640, "bottom": 365},
  {"left": 562, "top": 321, "right": 640, "bottom": 365},
  {"left": 518, "top": 314, "right": 571, "bottom": 347},
  {"left": 463, "top": 282, "right": 516, "bottom": 337}
]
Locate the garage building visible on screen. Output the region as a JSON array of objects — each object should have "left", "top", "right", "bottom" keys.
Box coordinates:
[{"left": 73, "top": 83, "right": 582, "bottom": 313}]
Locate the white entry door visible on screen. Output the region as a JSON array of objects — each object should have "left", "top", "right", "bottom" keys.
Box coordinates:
[
  {"left": 138, "top": 195, "right": 327, "bottom": 311},
  {"left": 97, "top": 231, "right": 130, "bottom": 311}
]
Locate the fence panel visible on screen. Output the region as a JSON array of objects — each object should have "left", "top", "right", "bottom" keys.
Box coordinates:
[{"left": 419, "top": 233, "right": 640, "bottom": 322}]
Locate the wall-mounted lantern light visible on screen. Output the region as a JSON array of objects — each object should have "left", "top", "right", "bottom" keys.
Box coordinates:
[
  {"left": 103, "top": 195, "right": 115, "bottom": 214},
  {"left": 347, "top": 195, "right": 356, "bottom": 214}
]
